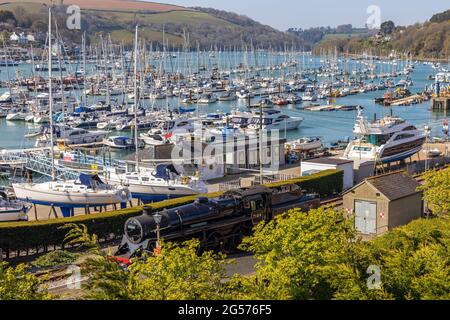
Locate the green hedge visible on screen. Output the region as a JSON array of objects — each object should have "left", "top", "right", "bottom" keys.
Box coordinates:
[
  {"left": 0, "top": 170, "right": 342, "bottom": 253},
  {"left": 264, "top": 169, "right": 343, "bottom": 196}
]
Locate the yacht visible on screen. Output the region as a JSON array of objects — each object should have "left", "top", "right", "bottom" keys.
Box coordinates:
[
  {"left": 140, "top": 118, "right": 195, "bottom": 145},
  {"left": 103, "top": 136, "right": 141, "bottom": 149},
  {"left": 106, "top": 164, "right": 208, "bottom": 202},
  {"left": 0, "top": 92, "right": 12, "bottom": 103},
  {"left": 0, "top": 190, "right": 30, "bottom": 222},
  {"left": 13, "top": 174, "right": 132, "bottom": 217},
  {"left": 227, "top": 111, "right": 253, "bottom": 128},
  {"left": 218, "top": 91, "right": 237, "bottom": 101},
  {"left": 343, "top": 109, "right": 426, "bottom": 163},
  {"left": 198, "top": 93, "right": 218, "bottom": 104},
  {"left": 288, "top": 137, "right": 323, "bottom": 152},
  {"left": 35, "top": 125, "right": 109, "bottom": 147},
  {"left": 247, "top": 109, "right": 303, "bottom": 131},
  {"left": 6, "top": 108, "right": 29, "bottom": 121},
  {"left": 236, "top": 89, "right": 255, "bottom": 99},
  {"left": 302, "top": 91, "right": 317, "bottom": 101}
]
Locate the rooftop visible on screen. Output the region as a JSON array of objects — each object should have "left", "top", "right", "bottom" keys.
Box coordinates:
[
  {"left": 303, "top": 157, "right": 353, "bottom": 165},
  {"left": 346, "top": 171, "right": 421, "bottom": 201}
]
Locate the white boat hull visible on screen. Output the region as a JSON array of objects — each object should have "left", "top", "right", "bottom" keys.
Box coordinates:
[
  {"left": 12, "top": 182, "right": 130, "bottom": 207},
  {"left": 0, "top": 208, "right": 29, "bottom": 222}
]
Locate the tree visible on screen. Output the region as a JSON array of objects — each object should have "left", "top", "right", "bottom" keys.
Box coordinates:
[
  {"left": 232, "top": 207, "right": 390, "bottom": 300},
  {"left": 83, "top": 239, "right": 231, "bottom": 300},
  {"left": 380, "top": 21, "right": 395, "bottom": 35},
  {"left": 0, "top": 262, "right": 51, "bottom": 300},
  {"left": 369, "top": 218, "right": 450, "bottom": 300},
  {"left": 418, "top": 167, "right": 450, "bottom": 216},
  {"left": 63, "top": 223, "right": 231, "bottom": 300},
  {"left": 0, "top": 10, "right": 16, "bottom": 26}
]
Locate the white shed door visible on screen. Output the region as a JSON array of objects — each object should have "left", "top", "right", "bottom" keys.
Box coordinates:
[{"left": 355, "top": 201, "right": 377, "bottom": 234}]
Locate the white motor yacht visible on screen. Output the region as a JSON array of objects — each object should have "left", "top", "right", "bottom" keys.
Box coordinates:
[{"left": 343, "top": 108, "right": 426, "bottom": 163}]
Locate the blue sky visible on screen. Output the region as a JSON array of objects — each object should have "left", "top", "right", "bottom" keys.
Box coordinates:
[{"left": 162, "top": 0, "right": 449, "bottom": 30}]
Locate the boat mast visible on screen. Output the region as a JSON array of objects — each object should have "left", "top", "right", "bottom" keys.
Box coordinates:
[
  {"left": 82, "top": 32, "right": 87, "bottom": 104},
  {"left": 134, "top": 25, "right": 139, "bottom": 171},
  {"left": 48, "top": 7, "right": 56, "bottom": 181}
]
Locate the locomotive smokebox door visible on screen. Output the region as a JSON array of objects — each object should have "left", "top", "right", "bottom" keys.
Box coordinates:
[{"left": 249, "top": 195, "right": 267, "bottom": 225}]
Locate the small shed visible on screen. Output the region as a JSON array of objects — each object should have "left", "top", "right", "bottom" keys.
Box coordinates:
[
  {"left": 343, "top": 171, "right": 423, "bottom": 239},
  {"left": 301, "top": 157, "right": 354, "bottom": 190}
]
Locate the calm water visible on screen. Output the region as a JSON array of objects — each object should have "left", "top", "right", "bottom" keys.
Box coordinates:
[{"left": 0, "top": 53, "right": 447, "bottom": 154}]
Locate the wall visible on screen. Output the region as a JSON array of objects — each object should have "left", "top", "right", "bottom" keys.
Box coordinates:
[{"left": 388, "top": 193, "right": 423, "bottom": 230}]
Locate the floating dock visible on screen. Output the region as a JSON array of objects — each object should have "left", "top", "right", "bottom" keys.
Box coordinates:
[{"left": 431, "top": 96, "right": 450, "bottom": 111}]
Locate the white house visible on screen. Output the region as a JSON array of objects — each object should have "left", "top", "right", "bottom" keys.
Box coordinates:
[
  {"left": 301, "top": 157, "right": 354, "bottom": 190},
  {"left": 9, "top": 32, "right": 19, "bottom": 41},
  {"left": 26, "top": 34, "right": 35, "bottom": 42}
]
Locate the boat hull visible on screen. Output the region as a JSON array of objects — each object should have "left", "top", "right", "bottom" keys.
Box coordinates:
[
  {"left": 0, "top": 208, "right": 29, "bottom": 222},
  {"left": 109, "top": 180, "right": 200, "bottom": 201},
  {"left": 12, "top": 183, "right": 130, "bottom": 212}
]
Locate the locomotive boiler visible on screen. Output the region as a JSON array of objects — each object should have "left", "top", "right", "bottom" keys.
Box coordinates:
[{"left": 116, "top": 184, "right": 320, "bottom": 258}]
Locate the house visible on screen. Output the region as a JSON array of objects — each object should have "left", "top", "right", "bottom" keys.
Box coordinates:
[
  {"left": 9, "top": 32, "right": 19, "bottom": 41},
  {"left": 343, "top": 171, "right": 423, "bottom": 239},
  {"left": 130, "top": 133, "right": 287, "bottom": 181},
  {"left": 301, "top": 157, "right": 354, "bottom": 190}
]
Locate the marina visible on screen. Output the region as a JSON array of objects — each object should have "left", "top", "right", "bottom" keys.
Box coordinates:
[
  {"left": 0, "top": 0, "right": 449, "bottom": 305},
  {"left": 0, "top": 7, "right": 448, "bottom": 223}
]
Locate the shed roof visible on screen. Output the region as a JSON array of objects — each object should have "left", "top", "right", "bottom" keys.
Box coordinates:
[
  {"left": 303, "top": 157, "right": 353, "bottom": 166},
  {"left": 345, "top": 171, "right": 421, "bottom": 201}
]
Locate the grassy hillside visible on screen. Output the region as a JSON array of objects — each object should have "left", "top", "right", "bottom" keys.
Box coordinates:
[
  {"left": 0, "top": 1, "right": 302, "bottom": 49},
  {"left": 3, "top": 0, "right": 189, "bottom": 12}
]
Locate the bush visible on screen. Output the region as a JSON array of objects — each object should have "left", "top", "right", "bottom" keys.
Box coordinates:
[
  {"left": 32, "top": 250, "right": 79, "bottom": 268},
  {"left": 264, "top": 169, "right": 343, "bottom": 196}
]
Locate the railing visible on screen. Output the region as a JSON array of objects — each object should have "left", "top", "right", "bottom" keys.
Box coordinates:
[{"left": 0, "top": 149, "right": 126, "bottom": 180}]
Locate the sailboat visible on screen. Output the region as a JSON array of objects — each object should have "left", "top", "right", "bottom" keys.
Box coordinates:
[{"left": 12, "top": 8, "right": 132, "bottom": 218}]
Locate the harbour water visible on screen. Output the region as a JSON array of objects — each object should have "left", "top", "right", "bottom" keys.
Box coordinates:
[{"left": 0, "top": 53, "right": 447, "bottom": 154}]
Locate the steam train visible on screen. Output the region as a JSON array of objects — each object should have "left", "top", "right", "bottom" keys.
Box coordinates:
[{"left": 115, "top": 184, "right": 320, "bottom": 258}]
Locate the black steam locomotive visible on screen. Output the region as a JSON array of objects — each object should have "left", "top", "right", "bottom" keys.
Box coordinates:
[{"left": 115, "top": 184, "right": 320, "bottom": 258}]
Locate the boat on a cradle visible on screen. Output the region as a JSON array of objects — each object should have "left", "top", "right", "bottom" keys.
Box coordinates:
[
  {"left": 12, "top": 174, "right": 132, "bottom": 217},
  {"left": 106, "top": 163, "right": 208, "bottom": 202},
  {"left": 103, "top": 136, "right": 144, "bottom": 149},
  {"left": 343, "top": 108, "right": 426, "bottom": 163},
  {"left": 287, "top": 137, "right": 323, "bottom": 152},
  {"left": 0, "top": 189, "right": 30, "bottom": 222},
  {"left": 423, "top": 148, "right": 442, "bottom": 158}
]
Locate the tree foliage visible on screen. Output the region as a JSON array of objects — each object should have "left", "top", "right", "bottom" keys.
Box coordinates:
[
  {"left": 418, "top": 167, "right": 450, "bottom": 216},
  {"left": 0, "top": 10, "right": 16, "bottom": 26},
  {"left": 231, "top": 207, "right": 390, "bottom": 300},
  {"left": 82, "top": 239, "right": 231, "bottom": 300},
  {"left": 315, "top": 9, "right": 450, "bottom": 58},
  {"left": 231, "top": 208, "right": 450, "bottom": 300},
  {"left": 0, "top": 262, "right": 51, "bottom": 300},
  {"left": 380, "top": 21, "right": 395, "bottom": 35},
  {"left": 430, "top": 10, "right": 450, "bottom": 23}
]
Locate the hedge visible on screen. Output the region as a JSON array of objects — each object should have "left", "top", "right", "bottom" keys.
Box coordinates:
[{"left": 0, "top": 169, "right": 342, "bottom": 253}]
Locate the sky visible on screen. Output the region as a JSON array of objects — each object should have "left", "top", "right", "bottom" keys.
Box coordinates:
[{"left": 162, "top": 0, "right": 450, "bottom": 30}]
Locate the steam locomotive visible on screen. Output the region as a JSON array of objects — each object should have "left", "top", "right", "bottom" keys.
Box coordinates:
[{"left": 115, "top": 184, "right": 320, "bottom": 258}]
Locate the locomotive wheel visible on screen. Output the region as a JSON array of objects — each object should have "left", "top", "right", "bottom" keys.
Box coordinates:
[
  {"left": 228, "top": 226, "right": 245, "bottom": 250},
  {"left": 204, "top": 232, "right": 225, "bottom": 252}
]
